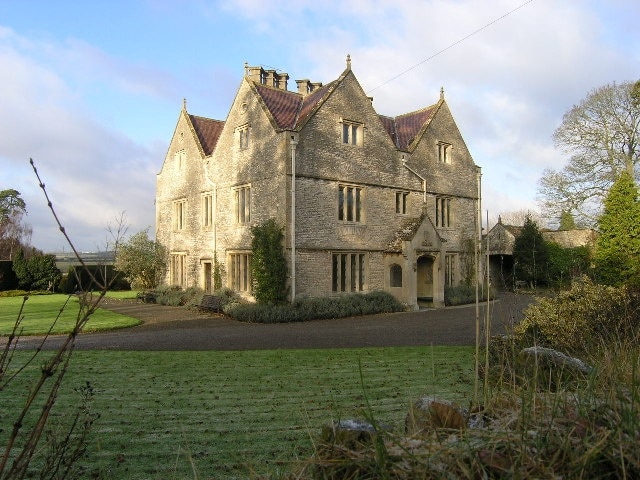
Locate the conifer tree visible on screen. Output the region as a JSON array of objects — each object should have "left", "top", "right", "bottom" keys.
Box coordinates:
[
  {"left": 594, "top": 171, "right": 640, "bottom": 286},
  {"left": 513, "top": 215, "right": 549, "bottom": 287}
]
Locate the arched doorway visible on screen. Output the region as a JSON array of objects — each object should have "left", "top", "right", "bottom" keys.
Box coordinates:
[{"left": 416, "top": 255, "right": 434, "bottom": 306}]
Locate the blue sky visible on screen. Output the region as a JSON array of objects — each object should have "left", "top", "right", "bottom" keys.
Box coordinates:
[{"left": 1, "top": 0, "right": 638, "bottom": 252}]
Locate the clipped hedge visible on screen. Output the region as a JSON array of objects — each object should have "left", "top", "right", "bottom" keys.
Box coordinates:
[{"left": 225, "top": 291, "right": 405, "bottom": 323}]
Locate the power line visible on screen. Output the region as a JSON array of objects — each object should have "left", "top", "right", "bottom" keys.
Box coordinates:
[{"left": 366, "top": 0, "right": 536, "bottom": 94}]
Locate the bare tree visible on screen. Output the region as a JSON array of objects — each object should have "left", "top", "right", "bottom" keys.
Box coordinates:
[
  {"left": 0, "top": 190, "right": 32, "bottom": 260},
  {"left": 494, "top": 209, "right": 544, "bottom": 227},
  {"left": 538, "top": 80, "right": 640, "bottom": 226}
]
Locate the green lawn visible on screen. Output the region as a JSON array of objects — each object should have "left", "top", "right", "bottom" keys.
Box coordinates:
[
  {"left": 0, "top": 293, "right": 141, "bottom": 335},
  {"left": 2, "top": 347, "right": 475, "bottom": 479}
]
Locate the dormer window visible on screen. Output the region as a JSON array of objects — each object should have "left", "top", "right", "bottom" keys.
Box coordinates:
[
  {"left": 340, "top": 119, "right": 363, "bottom": 146},
  {"left": 438, "top": 142, "right": 452, "bottom": 163}
]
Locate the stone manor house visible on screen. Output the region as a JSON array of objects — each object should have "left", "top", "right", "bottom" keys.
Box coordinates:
[{"left": 156, "top": 57, "right": 481, "bottom": 309}]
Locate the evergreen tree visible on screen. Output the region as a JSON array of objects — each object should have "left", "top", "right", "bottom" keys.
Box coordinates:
[
  {"left": 12, "top": 248, "right": 31, "bottom": 289},
  {"left": 251, "top": 219, "right": 288, "bottom": 304},
  {"left": 558, "top": 210, "right": 577, "bottom": 230},
  {"left": 27, "top": 254, "right": 62, "bottom": 290},
  {"left": 12, "top": 249, "right": 61, "bottom": 291},
  {"left": 594, "top": 171, "right": 640, "bottom": 286},
  {"left": 513, "top": 215, "right": 549, "bottom": 287}
]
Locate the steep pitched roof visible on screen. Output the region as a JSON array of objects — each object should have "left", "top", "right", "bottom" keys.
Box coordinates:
[
  {"left": 212, "top": 65, "right": 443, "bottom": 151},
  {"left": 379, "top": 105, "right": 439, "bottom": 151},
  {"left": 386, "top": 214, "right": 427, "bottom": 252},
  {"left": 253, "top": 80, "right": 338, "bottom": 130},
  {"left": 253, "top": 84, "right": 302, "bottom": 130},
  {"left": 503, "top": 224, "right": 523, "bottom": 237},
  {"left": 188, "top": 114, "right": 225, "bottom": 156},
  {"left": 297, "top": 81, "right": 338, "bottom": 127}
]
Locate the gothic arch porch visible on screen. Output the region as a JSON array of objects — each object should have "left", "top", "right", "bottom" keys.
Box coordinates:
[
  {"left": 416, "top": 255, "right": 435, "bottom": 307},
  {"left": 384, "top": 213, "right": 446, "bottom": 309}
]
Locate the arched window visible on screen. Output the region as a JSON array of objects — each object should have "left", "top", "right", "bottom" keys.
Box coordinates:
[{"left": 390, "top": 264, "right": 402, "bottom": 287}]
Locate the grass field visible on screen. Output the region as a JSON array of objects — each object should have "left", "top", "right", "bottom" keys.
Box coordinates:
[
  {"left": 2, "top": 347, "right": 475, "bottom": 479},
  {"left": 0, "top": 293, "right": 141, "bottom": 335}
]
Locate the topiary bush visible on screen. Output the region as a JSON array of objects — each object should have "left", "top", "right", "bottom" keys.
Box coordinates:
[{"left": 514, "top": 277, "right": 640, "bottom": 355}]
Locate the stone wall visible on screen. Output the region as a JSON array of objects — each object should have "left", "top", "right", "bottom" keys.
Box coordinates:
[{"left": 156, "top": 63, "right": 481, "bottom": 306}]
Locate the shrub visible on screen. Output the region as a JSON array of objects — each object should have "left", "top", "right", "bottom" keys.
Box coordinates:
[
  {"left": 250, "top": 219, "right": 288, "bottom": 304},
  {"left": 152, "top": 285, "right": 204, "bottom": 307},
  {"left": 12, "top": 249, "right": 61, "bottom": 291},
  {"left": 545, "top": 243, "right": 591, "bottom": 288},
  {"left": 514, "top": 277, "right": 640, "bottom": 355},
  {"left": 225, "top": 291, "right": 405, "bottom": 323},
  {"left": 0, "top": 260, "right": 18, "bottom": 290},
  {"left": 444, "top": 284, "right": 496, "bottom": 306}
]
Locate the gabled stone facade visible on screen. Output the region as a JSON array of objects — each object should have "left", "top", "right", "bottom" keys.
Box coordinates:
[{"left": 156, "top": 58, "right": 481, "bottom": 309}]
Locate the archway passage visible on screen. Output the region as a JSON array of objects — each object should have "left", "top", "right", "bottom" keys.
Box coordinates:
[
  {"left": 488, "top": 254, "right": 514, "bottom": 290},
  {"left": 416, "top": 255, "right": 434, "bottom": 307}
]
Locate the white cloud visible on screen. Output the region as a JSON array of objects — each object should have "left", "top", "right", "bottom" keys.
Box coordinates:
[
  {"left": 2, "top": 0, "right": 638, "bottom": 254},
  {"left": 0, "top": 27, "right": 160, "bottom": 252}
]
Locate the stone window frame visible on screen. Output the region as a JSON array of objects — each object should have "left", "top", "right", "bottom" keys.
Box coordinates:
[
  {"left": 390, "top": 264, "right": 403, "bottom": 287},
  {"left": 338, "top": 184, "right": 364, "bottom": 223},
  {"left": 201, "top": 191, "right": 214, "bottom": 228},
  {"left": 437, "top": 141, "right": 452, "bottom": 164},
  {"left": 444, "top": 253, "right": 457, "bottom": 286},
  {"left": 395, "top": 191, "right": 409, "bottom": 215},
  {"left": 169, "top": 252, "right": 187, "bottom": 287},
  {"left": 229, "top": 251, "right": 252, "bottom": 293},
  {"left": 236, "top": 123, "right": 250, "bottom": 150},
  {"left": 435, "top": 196, "right": 452, "bottom": 228},
  {"left": 234, "top": 184, "right": 251, "bottom": 224},
  {"left": 172, "top": 198, "right": 187, "bottom": 231},
  {"left": 174, "top": 149, "right": 186, "bottom": 170},
  {"left": 340, "top": 118, "right": 364, "bottom": 146},
  {"left": 332, "top": 252, "right": 367, "bottom": 293}
]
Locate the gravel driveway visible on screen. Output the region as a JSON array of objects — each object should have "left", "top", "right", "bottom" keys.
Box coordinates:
[{"left": 13, "top": 292, "right": 534, "bottom": 351}]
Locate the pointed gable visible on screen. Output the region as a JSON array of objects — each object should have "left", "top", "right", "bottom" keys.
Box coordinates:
[
  {"left": 239, "top": 61, "right": 450, "bottom": 154},
  {"left": 188, "top": 115, "right": 224, "bottom": 156}
]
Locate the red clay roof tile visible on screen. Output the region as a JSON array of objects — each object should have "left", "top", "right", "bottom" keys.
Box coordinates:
[
  {"left": 394, "top": 106, "right": 438, "bottom": 150},
  {"left": 254, "top": 84, "right": 302, "bottom": 129},
  {"left": 189, "top": 115, "right": 224, "bottom": 156}
]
